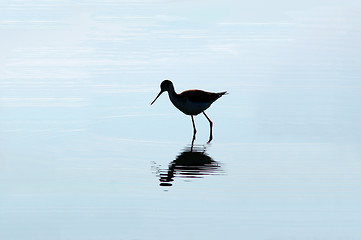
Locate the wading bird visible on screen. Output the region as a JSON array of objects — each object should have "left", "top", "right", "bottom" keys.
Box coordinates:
[{"left": 151, "top": 80, "right": 227, "bottom": 144}]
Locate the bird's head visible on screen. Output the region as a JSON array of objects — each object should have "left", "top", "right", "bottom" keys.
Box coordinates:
[{"left": 151, "top": 80, "right": 173, "bottom": 105}]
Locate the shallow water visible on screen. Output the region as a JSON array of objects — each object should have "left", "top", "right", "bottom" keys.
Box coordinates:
[{"left": 1, "top": 1, "right": 361, "bottom": 239}]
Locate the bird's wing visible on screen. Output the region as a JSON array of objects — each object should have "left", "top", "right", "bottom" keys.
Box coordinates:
[{"left": 181, "top": 90, "right": 226, "bottom": 103}]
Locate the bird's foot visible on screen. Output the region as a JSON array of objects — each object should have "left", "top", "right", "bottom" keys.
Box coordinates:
[{"left": 207, "top": 135, "right": 213, "bottom": 144}]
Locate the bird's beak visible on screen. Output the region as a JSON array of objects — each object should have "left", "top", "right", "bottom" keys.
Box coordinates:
[{"left": 151, "top": 90, "right": 164, "bottom": 105}]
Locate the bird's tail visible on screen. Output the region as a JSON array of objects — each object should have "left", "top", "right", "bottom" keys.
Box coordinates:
[{"left": 218, "top": 91, "right": 228, "bottom": 96}]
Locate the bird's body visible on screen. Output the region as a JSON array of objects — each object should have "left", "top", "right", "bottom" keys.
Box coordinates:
[
  {"left": 151, "top": 80, "right": 227, "bottom": 143},
  {"left": 168, "top": 88, "right": 226, "bottom": 116}
]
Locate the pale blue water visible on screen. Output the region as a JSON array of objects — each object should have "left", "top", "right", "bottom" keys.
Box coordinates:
[{"left": 1, "top": 1, "right": 361, "bottom": 239}]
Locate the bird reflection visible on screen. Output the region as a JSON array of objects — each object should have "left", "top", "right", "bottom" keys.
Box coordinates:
[{"left": 152, "top": 145, "right": 224, "bottom": 187}]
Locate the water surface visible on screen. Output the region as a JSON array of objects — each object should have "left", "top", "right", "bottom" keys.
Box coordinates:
[{"left": 1, "top": 1, "right": 360, "bottom": 239}]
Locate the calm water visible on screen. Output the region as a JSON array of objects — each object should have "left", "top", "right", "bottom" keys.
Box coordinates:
[{"left": 1, "top": 1, "right": 361, "bottom": 239}]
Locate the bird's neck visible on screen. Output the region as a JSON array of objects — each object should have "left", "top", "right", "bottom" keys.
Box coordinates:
[
  {"left": 167, "top": 86, "right": 182, "bottom": 106},
  {"left": 167, "top": 85, "right": 177, "bottom": 97}
]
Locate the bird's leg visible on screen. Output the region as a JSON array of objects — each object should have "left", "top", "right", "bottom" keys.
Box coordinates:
[
  {"left": 203, "top": 111, "right": 213, "bottom": 143},
  {"left": 191, "top": 115, "right": 197, "bottom": 146}
]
